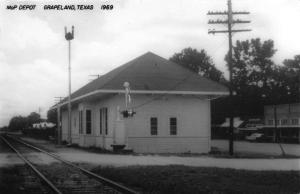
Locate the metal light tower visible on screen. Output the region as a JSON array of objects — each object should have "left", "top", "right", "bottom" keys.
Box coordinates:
[{"left": 65, "top": 26, "right": 74, "bottom": 144}]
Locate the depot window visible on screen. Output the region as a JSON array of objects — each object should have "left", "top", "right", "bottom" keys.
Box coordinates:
[
  {"left": 86, "top": 110, "right": 92, "bottom": 134},
  {"left": 150, "top": 117, "right": 157, "bottom": 135},
  {"left": 170, "top": 117, "right": 177, "bottom": 135}
]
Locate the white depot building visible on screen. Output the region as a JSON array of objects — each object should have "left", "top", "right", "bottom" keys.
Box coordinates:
[{"left": 55, "top": 52, "right": 228, "bottom": 153}]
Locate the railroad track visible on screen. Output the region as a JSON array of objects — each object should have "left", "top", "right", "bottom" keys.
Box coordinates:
[
  {"left": 0, "top": 137, "right": 53, "bottom": 194},
  {"left": 0, "top": 134, "right": 139, "bottom": 194}
]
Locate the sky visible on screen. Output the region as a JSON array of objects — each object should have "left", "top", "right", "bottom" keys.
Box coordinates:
[{"left": 0, "top": 0, "right": 299, "bottom": 126}]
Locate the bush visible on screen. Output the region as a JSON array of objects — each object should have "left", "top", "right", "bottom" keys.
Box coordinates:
[{"left": 22, "top": 127, "right": 55, "bottom": 140}]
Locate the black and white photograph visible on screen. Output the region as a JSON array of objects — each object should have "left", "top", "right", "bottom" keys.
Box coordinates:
[{"left": 0, "top": 0, "right": 299, "bottom": 193}]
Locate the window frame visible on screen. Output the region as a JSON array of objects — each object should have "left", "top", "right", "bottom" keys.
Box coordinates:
[
  {"left": 291, "top": 118, "right": 299, "bottom": 125},
  {"left": 281, "top": 119, "right": 288, "bottom": 125},
  {"left": 150, "top": 117, "right": 158, "bottom": 135},
  {"left": 74, "top": 117, "right": 76, "bottom": 128},
  {"left": 170, "top": 117, "right": 177, "bottom": 135},
  {"left": 105, "top": 108, "right": 108, "bottom": 135},
  {"left": 86, "top": 109, "right": 92, "bottom": 134},
  {"left": 79, "top": 110, "right": 83, "bottom": 134},
  {"left": 99, "top": 107, "right": 108, "bottom": 135},
  {"left": 99, "top": 109, "right": 102, "bottom": 135},
  {"left": 267, "top": 119, "right": 274, "bottom": 125}
]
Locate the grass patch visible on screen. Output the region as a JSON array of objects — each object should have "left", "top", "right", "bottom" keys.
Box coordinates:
[
  {"left": 92, "top": 165, "right": 300, "bottom": 194},
  {"left": 0, "top": 165, "right": 25, "bottom": 194}
]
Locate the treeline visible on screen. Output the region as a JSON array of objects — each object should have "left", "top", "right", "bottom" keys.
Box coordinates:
[
  {"left": 8, "top": 112, "right": 43, "bottom": 131},
  {"left": 7, "top": 106, "right": 58, "bottom": 131},
  {"left": 170, "top": 38, "right": 300, "bottom": 124}
]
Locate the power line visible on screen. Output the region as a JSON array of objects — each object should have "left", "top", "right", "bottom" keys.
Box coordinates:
[
  {"left": 88, "top": 74, "right": 101, "bottom": 82},
  {"left": 207, "top": 11, "right": 250, "bottom": 15},
  {"left": 132, "top": 73, "right": 194, "bottom": 110},
  {"left": 54, "top": 97, "right": 64, "bottom": 105},
  {"left": 131, "top": 43, "right": 228, "bottom": 110},
  {"left": 54, "top": 97, "right": 64, "bottom": 101},
  {"left": 207, "top": 0, "right": 251, "bottom": 156},
  {"left": 89, "top": 74, "right": 101, "bottom": 79}
]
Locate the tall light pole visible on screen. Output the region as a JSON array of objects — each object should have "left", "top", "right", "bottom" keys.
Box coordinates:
[{"left": 65, "top": 26, "right": 74, "bottom": 144}]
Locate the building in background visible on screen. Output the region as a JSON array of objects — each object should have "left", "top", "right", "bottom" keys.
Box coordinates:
[
  {"left": 32, "top": 122, "right": 56, "bottom": 129},
  {"left": 263, "top": 103, "right": 300, "bottom": 143},
  {"left": 56, "top": 52, "right": 229, "bottom": 153}
]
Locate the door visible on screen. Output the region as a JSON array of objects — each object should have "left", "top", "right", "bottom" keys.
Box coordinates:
[{"left": 100, "top": 108, "right": 108, "bottom": 148}]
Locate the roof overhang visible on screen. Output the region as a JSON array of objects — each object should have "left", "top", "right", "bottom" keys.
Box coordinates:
[{"left": 51, "top": 89, "right": 229, "bottom": 110}]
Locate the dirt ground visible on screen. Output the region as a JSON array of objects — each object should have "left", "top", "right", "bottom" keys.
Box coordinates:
[
  {"left": 1, "top": 136, "right": 300, "bottom": 194},
  {"left": 0, "top": 136, "right": 58, "bottom": 167},
  {"left": 13, "top": 137, "right": 300, "bottom": 171},
  {"left": 212, "top": 139, "right": 300, "bottom": 156}
]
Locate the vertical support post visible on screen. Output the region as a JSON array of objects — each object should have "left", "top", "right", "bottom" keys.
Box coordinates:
[
  {"left": 274, "top": 105, "right": 286, "bottom": 155},
  {"left": 68, "top": 40, "right": 72, "bottom": 144},
  {"left": 273, "top": 105, "right": 277, "bottom": 142},
  {"left": 227, "top": 0, "right": 234, "bottom": 156},
  {"left": 298, "top": 125, "right": 300, "bottom": 144},
  {"left": 57, "top": 106, "right": 61, "bottom": 145}
]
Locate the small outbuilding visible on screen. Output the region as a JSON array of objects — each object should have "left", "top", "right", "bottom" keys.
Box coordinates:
[
  {"left": 32, "top": 122, "right": 56, "bottom": 129},
  {"left": 56, "top": 52, "right": 228, "bottom": 153}
]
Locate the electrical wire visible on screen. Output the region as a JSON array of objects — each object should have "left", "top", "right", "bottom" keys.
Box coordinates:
[
  {"left": 131, "top": 72, "right": 195, "bottom": 110},
  {"left": 131, "top": 42, "right": 228, "bottom": 110}
]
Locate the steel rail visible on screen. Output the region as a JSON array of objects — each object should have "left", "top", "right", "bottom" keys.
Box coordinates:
[
  {"left": 0, "top": 135, "right": 63, "bottom": 194},
  {"left": 7, "top": 135, "right": 139, "bottom": 194}
]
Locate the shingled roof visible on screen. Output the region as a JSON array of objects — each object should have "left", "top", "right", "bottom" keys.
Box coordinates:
[{"left": 60, "top": 52, "right": 228, "bottom": 104}]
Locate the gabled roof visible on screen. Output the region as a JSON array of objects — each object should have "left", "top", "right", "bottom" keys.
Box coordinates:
[{"left": 60, "top": 52, "right": 228, "bottom": 105}]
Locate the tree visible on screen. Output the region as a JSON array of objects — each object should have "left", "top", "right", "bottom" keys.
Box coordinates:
[
  {"left": 222, "top": 38, "right": 278, "bottom": 117},
  {"left": 281, "top": 55, "right": 300, "bottom": 103},
  {"left": 8, "top": 116, "right": 28, "bottom": 131},
  {"left": 27, "top": 112, "right": 41, "bottom": 127},
  {"left": 47, "top": 109, "right": 57, "bottom": 124},
  {"left": 229, "top": 38, "right": 277, "bottom": 98},
  {"left": 221, "top": 38, "right": 300, "bottom": 118},
  {"left": 0, "top": 126, "right": 8, "bottom": 131},
  {"left": 169, "top": 47, "right": 225, "bottom": 82}
]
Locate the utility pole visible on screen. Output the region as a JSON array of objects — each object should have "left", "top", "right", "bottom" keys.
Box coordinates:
[
  {"left": 273, "top": 104, "right": 286, "bottom": 155},
  {"left": 207, "top": 0, "right": 251, "bottom": 155},
  {"left": 65, "top": 26, "right": 74, "bottom": 145}
]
